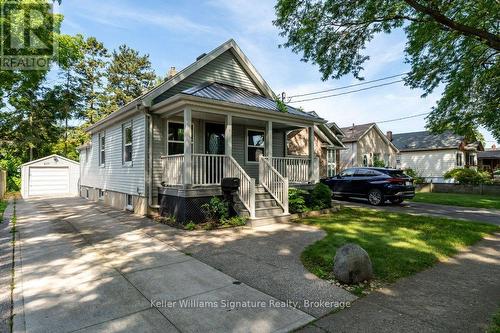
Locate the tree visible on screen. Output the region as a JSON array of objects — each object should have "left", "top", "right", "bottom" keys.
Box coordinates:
[
  {"left": 104, "top": 44, "right": 157, "bottom": 112},
  {"left": 274, "top": 0, "right": 500, "bottom": 140},
  {"left": 75, "top": 36, "right": 109, "bottom": 124}
]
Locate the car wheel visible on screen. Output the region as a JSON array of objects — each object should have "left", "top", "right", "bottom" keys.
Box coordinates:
[
  {"left": 368, "top": 189, "right": 384, "bottom": 206},
  {"left": 390, "top": 198, "right": 404, "bottom": 205}
]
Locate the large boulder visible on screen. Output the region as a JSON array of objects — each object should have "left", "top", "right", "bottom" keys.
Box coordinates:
[{"left": 333, "top": 243, "right": 373, "bottom": 284}]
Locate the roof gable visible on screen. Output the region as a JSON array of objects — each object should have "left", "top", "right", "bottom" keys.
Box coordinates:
[
  {"left": 144, "top": 39, "right": 275, "bottom": 106},
  {"left": 21, "top": 154, "right": 79, "bottom": 167},
  {"left": 340, "top": 123, "right": 375, "bottom": 143}
]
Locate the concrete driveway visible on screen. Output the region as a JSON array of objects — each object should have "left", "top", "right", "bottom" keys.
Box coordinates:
[
  {"left": 14, "top": 198, "right": 317, "bottom": 333},
  {"left": 334, "top": 198, "right": 500, "bottom": 225}
]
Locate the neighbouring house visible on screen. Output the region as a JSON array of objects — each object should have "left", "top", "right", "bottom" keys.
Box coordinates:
[
  {"left": 391, "top": 130, "right": 484, "bottom": 183},
  {"left": 21, "top": 154, "right": 80, "bottom": 198},
  {"left": 78, "top": 39, "right": 335, "bottom": 223},
  {"left": 330, "top": 122, "right": 399, "bottom": 169},
  {"left": 478, "top": 145, "right": 500, "bottom": 174},
  {"left": 286, "top": 121, "right": 345, "bottom": 178}
]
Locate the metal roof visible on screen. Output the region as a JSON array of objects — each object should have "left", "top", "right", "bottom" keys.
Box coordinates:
[
  {"left": 391, "top": 131, "right": 464, "bottom": 151},
  {"left": 181, "top": 82, "right": 322, "bottom": 120}
]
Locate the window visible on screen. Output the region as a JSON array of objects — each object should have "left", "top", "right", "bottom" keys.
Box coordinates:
[
  {"left": 247, "top": 129, "right": 265, "bottom": 162},
  {"left": 98, "top": 189, "right": 104, "bottom": 200},
  {"left": 468, "top": 153, "right": 477, "bottom": 166},
  {"left": 85, "top": 189, "right": 89, "bottom": 199},
  {"left": 362, "top": 155, "right": 368, "bottom": 167},
  {"left": 167, "top": 121, "right": 193, "bottom": 155},
  {"left": 327, "top": 149, "right": 336, "bottom": 177},
  {"left": 126, "top": 194, "right": 133, "bottom": 211},
  {"left": 384, "top": 153, "right": 390, "bottom": 167},
  {"left": 99, "top": 132, "right": 106, "bottom": 166},
  {"left": 123, "top": 123, "right": 133, "bottom": 164},
  {"left": 396, "top": 154, "right": 401, "bottom": 165},
  {"left": 340, "top": 168, "right": 355, "bottom": 177},
  {"left": 456, "top": 152, "right": 463, "bottom": 166}
]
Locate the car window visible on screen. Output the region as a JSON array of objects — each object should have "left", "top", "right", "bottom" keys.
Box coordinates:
[
  {"left": 340, "top": 169, "right": 355, "bottom": 177},
  {"left": 387, "top": 170, "right": 407, "bottom": 178},
  {"left": 354, "top": 169, "right": 371, "bottom": 177}
]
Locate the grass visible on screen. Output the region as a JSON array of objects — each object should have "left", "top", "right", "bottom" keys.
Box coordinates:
[
  {"left": 299, "top": 207, "right": 499, "bottom": 284},
  {"left": 0, "top": 200, "right": 7, "bottom": 222},
  {"left": 488, "top": 307, "right": 500, "bottom": 333},
  {"left": 411, "top": 192, "right": 500, "bottom": 210}
]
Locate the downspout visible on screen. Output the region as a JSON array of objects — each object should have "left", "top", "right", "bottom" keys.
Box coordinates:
[{"left": 141, "top": 104, "right": 159, "bottom": 210}]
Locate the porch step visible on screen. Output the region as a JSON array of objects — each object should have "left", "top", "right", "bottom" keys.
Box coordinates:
[
  {"left": 255, "top": 206, "right": 284, "bottom": 218},
  {"left": 255, "top": 192, "right": 274, "bottom": 200},
  {"left": 234, "top": 198, "right": 277, "bottom": 210},
  {"left": 255, "top": 185, "right": 267, "bottom": 194},
  {"left": 248, "top": 214, "right": 292, "bottom": 227}
]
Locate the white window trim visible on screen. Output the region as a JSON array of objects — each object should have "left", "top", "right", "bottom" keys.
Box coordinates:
[
  {"left": 246, "top": 128, "right": 265, "bottom": 164},
  {"left": 326, "top": 149, "right": 336, "bottom": 177},
  {"left": 99, "top": 132, "right": 106, "bottom": 167},
  {"left": 166, "top": 120, "right": 194, "bottom": 156},
  {"left": 456, "top": 152, "right": 464, "bottom": 167},
  {"left": 122, "top": 122, "right": 133, "bottom": 166}
]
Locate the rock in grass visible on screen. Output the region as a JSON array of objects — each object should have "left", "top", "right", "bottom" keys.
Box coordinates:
[{"left": 333, "top": 243, "right": 373, "bottom": 284}]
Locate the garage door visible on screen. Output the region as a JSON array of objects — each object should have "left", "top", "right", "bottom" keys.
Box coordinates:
[{"left": 29, "top": 167, "right": 70, "bottom": 196}]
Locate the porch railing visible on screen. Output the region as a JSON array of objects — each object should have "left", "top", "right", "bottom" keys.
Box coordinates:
[
  {"left": 259, "top": 156, "right": 289, "bottom": 214},
  {"left": 270, "top": 156, "right": 310, "bottom": 183},
  {"left": 224, "top": 156, "right": 255, "bottom": 218},
  {"left": 161, "top": 155, "right": 184, "bottom": 185},
  {"left": 192, "top": 154, "right": 225, "bottom": 185}
]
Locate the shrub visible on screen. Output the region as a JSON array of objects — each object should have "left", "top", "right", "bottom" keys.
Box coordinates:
[
  {"left": 201, "top": 196, "right": 229, "bottom": 222},
  {"left": 403, "top": 168, "right": 425, "bottom": 184},
  {"left": 184, "top": 221, "right": 196, "bottom": 231},
  {"left": 311, "top": 183, "right": 332, "bottom": 210},
  {"left": 444, "top": 168, "right": 492, "bottom": 185},
  {"left": 221, "top": 216, "right": 247, "bottom": 227},
  {"left": 372, "top": 159, "right": 386, "bottom": 167},
  {"left": 289, "top": 188, "right": 309, "bottom": 213}
]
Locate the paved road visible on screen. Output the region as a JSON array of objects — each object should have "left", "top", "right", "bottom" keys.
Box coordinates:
[
  {"left": 299, "top": 231, "right": 500, "bottom": 332},
  {"left": 14, "top": 198, "right": 314, "bottom": 333},
  {"left": 335, "top": 198, "right": 500, "bottom": 225}
]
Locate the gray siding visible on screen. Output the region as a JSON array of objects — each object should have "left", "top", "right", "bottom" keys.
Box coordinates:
[
  {"left": 153, "top": 50, "right": 261, "bottom": 105},
  {"left": 81, "top": 113, "right": 146, "bottom": 195}
]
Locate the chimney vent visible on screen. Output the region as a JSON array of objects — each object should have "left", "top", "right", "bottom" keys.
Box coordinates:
[
  {"left": 386, "top": 131, "right": 393, "bottom": 141},
  {"left": 196, "top": 53, "right": 207, "bottom": 61},
  {"left": 167, "top": 67, "right": 177, "bottom": 79}
]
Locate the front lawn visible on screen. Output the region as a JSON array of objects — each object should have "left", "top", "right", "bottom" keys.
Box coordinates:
[
  {"left": 411, "top": 192, "right": 500, "bottom": 210},
  {"left": 488, "top": 307, "right": 500, "bottom": 333},
  {"left": 299, "top": 207, "right": 498, "bottom": 283}
]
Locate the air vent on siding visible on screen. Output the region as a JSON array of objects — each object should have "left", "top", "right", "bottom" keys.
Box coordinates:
[{"left": 196, "top": 53, "right": 207, "bottom": 61}]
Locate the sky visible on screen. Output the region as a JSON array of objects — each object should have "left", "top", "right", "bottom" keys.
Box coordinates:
[{"left": 56, "top": 0, "right": 498, "bottom": 147}]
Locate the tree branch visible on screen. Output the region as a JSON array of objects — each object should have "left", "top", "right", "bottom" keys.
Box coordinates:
[{"left": 404, "top": 0, "right": 500, "bottom": 51}]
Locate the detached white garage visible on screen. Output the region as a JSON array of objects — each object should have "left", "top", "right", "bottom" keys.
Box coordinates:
[{"left": 21, "top": 154, "right": 80, "bottom": 198}]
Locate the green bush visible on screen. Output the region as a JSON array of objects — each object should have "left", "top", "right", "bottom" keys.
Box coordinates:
[
  {"left": 372, "top": 159, "right": 386, "bottom": 167},
  {"left": 403, "top": 168, "right": 425, "bottom": 184},
  {"left": 444, "top": 168, "right": 492, "bottom": 185},
  {"left": 184, "top": 221, "right": 196, "bottom": 231},
  {"left": 201, "top": 196, "right": 229, "bottom": 222},
  {"left": 311, "top": 183, "right": 332, "bottom": 210},
  {"left": 289, "top": 188, "right": 309, "bottom": 213},
  {"left": 221, "top": 216, "right": 247, "bottom": 227}
]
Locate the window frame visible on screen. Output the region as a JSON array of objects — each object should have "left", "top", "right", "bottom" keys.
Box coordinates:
[
  {"left": 122, "top": 122, "right": 133, "bottom": 166},
  {"left": 456, "top": 152, "right": 463, "bottom": 167},
  {"left": 126, "top": 194, "right": 133, "bottom": 211},
  {"left": 326, "top": 149, "right": 336, "bottom": 177},
  {"left": 246, "top": 128, "right": 265, "bottom": 163},
  {"left": 99, "top": 132, "right": 106, "bottom": 167},
  {"left": 166, "top": 120, "right": 194, "bottom": 156},
  {"left": 98, "top": 189, "right": 105, "bottom": 200}
]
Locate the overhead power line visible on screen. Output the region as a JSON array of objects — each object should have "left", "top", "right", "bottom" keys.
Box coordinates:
[
  {"left": 377, "top": 112, "right": 430, "bottom": 124},
  {"left": 288, "top": 72, "right": 409, "bottom": 99},
  {"left": 289, "top": 80, "right": 404, "bottom": 103}
]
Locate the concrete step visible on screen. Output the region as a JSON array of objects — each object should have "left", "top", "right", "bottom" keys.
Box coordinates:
[
  {"left": 248, "top": 214, "right": 292, "bottom": 227},
  {"left": 255, "top": 186, "right": 267, "bottom": 194},
  {"left": 255, "top": 199, "right": 278, "bottom": 209},
  {"left": 255, "top": 206, "right": 284, "bottom": 218},
  {"left": 255, "top": 192, "right": 273, "bottom": 200}
]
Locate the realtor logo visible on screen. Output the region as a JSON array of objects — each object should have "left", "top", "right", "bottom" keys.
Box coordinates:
[{"left": 1, "top": 1, "right": 57, "bottom": 70}]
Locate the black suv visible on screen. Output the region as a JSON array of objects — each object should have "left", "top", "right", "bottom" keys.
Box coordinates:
[{"left": 321, "top": 167, "right": 415, "bottom": 205}]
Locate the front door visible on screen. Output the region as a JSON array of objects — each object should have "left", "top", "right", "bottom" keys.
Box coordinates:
[{"left": 205, "top": 123, "right": 225, "bottom": 154}]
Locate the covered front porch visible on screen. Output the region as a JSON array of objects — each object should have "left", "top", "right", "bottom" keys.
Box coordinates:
[{"left": 150, "top": 89, "right": 322, "bottom": 220}]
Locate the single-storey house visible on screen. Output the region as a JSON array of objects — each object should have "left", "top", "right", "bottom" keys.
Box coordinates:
[
  {"left": 286, "top": 121, "right": 345, "bottom": 178},
  {"left": 331, "top": 122, "right": 399, "bottom": 170},
  {"left": 79, "top": 39, "right": 334, "bottom": 223},
  {"left": 21, "top": 154, "right": 80, "bottom": 198},
  {"left": 391, "top": 130, "right": 483, "bottom": 183}
]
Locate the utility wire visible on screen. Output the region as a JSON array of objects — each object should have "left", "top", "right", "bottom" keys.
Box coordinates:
[
  {"left": 289, "top": 80, "right": 404, "bottom": 103},
  {"left": 377, "top": 112, "right": 430, "bottom": 124},
  {"left": 288, "top": 72, "right": 409, "bottom": 99}
]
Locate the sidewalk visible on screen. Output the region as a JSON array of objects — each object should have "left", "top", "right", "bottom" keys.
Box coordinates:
[{"left": 299, "top": 232, "right": 500, "bottom": 332}]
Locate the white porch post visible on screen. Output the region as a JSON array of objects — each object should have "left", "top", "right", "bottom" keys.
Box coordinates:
[
  {"left": 183, "top": 107, "right": 192, "bottom": 187},
  {"left": 266, "top": 121, "right": 273, "bottom": 157},
  {"left": 225, "top": 114, "right": 232, "bottom": 157},
  {"left": 308, "top": 125, "right": 315, "bottom": 183}
]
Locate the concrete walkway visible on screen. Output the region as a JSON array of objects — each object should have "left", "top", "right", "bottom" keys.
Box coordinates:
[
  {"left": 300, "top": 232, "right": 500, "bottom": 333},
  {"left": 335, "top": 198, "right": 500, "bottom": 225},
  {"left": 14, "top": 198, "right": 315, "bottom": 333}
]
